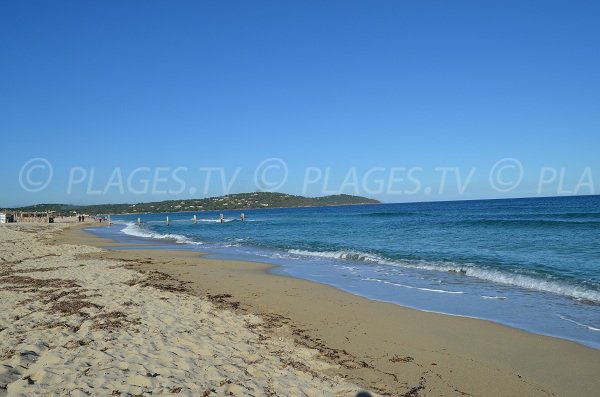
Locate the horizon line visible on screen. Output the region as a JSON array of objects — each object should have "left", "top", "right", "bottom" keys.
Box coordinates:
[{"left": 3, "top": 192, "right": 598, "bottom": 211}]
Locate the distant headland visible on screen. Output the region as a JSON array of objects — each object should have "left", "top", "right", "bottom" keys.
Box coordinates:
[{"left": 4, "top": 192, "right": 381, "bottom": 215}]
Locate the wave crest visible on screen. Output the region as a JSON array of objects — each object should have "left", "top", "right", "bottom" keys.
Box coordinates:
[
  {"left": 121, "top": 222, "right": 203, "bottom": 245},
  {"left": 287, "top": 248, "right": 600, "bottom": 303},
  {"left": 464, "top": 219, "right": 600, "bottom": 227}
]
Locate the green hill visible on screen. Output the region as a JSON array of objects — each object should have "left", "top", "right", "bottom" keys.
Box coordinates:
[{"left": 4, "top": 193, "right": 380, "bottom": 215}]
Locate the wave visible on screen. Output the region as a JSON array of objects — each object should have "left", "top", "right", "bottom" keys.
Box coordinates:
[
  {"left": 488, "top": 212, "right": 600, "bottom": 220},
  {"left": 557, "top": 315, "right": 600, "bottom": 332},
  {"left": 361, "top": 277, "right": 464, "bottom": 294},
  {"left": 554, "top": 212, "right": 600, "bottom": 219},
  {"left": 139, "top": 218, "right": 238, "bottom": 224},
  {"left": 464, "top": 219, "right": 600, "bottom": 227},
  {"left": 120, "top": 222, "right": 203, "bottom": 245},
  {"left": 288, "top": 249, "right": 392, "bottom": 264},
  {"left": 196, "top": 218, "right": 238, "bottom": 223},
  {"left": 287, "top": 248, "right": 600, "bottom": 303},
  {"left": 358, "top": 211, "right": 425, "bottom": 218}
]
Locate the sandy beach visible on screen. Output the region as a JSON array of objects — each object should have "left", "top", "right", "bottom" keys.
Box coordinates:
[
  {"left": 1, "top": 222, "right": 599, "bottom": 396},
  {"left": 0, "top": 223, "right": 364, "bottom": 396}
]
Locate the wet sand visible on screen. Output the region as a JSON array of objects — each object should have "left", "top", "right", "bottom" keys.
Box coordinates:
[{"left": 53, "top": 223, "right": 600, "bottom": 396}]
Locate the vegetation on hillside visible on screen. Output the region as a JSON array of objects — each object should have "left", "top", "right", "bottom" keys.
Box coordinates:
[{"left": 3, "top": 192, "right": 380, "bottom": 215}]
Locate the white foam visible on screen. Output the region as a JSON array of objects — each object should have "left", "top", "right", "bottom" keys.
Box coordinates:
[
  {"left": 196, "top": 218, "right": 237, "bottom": 223},
  {"left": 445, "top": 266, "right": 600, "bottom": 303},
  {"left": 288, "top": 249, "right": 393, "bottom": 265},
  {"left": 361, "top": 277, "right": 464, "bottom": 294},
  {"left": 557, "top": 315, "right": 600, "bottom": 332},
  {"left": 288, "top": 248, "right": 600, "bottom": 303},
  {"left": 120, "top": 222, "right": 203, "bottom": 245},
  {"left": 417, "top": 287, "right": 464, "bottom": 294}
]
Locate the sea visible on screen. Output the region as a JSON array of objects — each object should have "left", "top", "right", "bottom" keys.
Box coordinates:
[{"left": 85, "top": 195, "right": 600, "bottom": 349}]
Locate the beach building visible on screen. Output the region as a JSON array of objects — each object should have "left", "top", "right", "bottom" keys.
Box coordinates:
[
  {"left": 15, "top": 211, "right": 54, "bottom": 222},
  {"left": 0, "top": 213, "right": 14, "bottom": 223}
]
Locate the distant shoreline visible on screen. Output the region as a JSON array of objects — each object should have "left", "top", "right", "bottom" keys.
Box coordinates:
[
  {"left": 111, "top": 201, "right": 384, "bottom": 216},
  {"left": 3, "top": 192, "right": 380, "bottom": 215}
]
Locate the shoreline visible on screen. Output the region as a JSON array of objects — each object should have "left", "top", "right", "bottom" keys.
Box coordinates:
[
  {"left": 92, "top": 221, "right": 600, "bottom": 351},
  {"left": 57, "top": 223, "right": 600, "bottom": 396}
]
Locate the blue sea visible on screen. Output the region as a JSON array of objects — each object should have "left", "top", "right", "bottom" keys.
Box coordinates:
[{"left": 87, "top": 195, "right": 600, "bottom": 349}]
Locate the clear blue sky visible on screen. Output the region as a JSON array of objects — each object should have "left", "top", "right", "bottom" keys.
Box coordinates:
[{"left": 1, "top": 1, "right": 599, "bottom": 206}]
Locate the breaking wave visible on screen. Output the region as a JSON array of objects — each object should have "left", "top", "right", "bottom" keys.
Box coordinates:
[
  {"left": 287, "top": 249, "right": 600, "bottom": 303},
  {"left": 120, "top": 222, "right": 203, "bottom": 245}
]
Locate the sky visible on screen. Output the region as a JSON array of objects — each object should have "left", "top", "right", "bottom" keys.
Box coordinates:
[{"left": 1, "top": 1, "right": 599, "bottom": 206}]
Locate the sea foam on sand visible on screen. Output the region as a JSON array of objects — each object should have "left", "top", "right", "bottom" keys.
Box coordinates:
[{"left": 0, "top": 224, "right": 363, "bottom": 396}]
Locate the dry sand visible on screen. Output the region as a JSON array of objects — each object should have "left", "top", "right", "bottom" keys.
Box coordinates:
[
  {"left": 0, "top": 223, "right": 365, "bottom": 396},
  {"left": 2, "top": 222, "right": 599, "bottom": 396}
]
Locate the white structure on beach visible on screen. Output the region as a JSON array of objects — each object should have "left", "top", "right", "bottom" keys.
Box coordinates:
[{"left": 0, "top": 213, "right": 14, "bottom": 223}]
